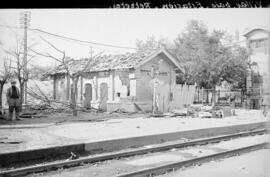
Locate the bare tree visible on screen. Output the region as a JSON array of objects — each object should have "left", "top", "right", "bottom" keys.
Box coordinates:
[
  {"left": 4, "top": 38, "right": 36, "bottom": 111},
  {"left": 0, "top": 24, "right": 40, "bottom": 113},
  {"left": 31, "top": 36, "right": 102, "bottom": 116},
  {"left": 0, "top": 58, "right": 13, "bottom": 111}
]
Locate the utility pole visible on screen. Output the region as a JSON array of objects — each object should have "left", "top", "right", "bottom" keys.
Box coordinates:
[
  {"left": 20, "top": 11, "right": 31, "bottom": 104},
  {"left": 90, "top": 47, "right": 93, "bottom": 58}
]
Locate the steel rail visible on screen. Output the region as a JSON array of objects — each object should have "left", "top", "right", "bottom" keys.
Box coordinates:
[
  {"left": 0, "top": 129, "right": 267, "bottom": 177},
  {"left": 115, "top": 142, "right": 269, "bottom": 177}
]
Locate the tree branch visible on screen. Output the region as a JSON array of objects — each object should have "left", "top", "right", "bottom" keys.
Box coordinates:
[
  {"left": 39, "top": 36, "right": 65, "bottom": 55},
  {"left": 29, "top": 48, "right": 62, "bottom": 63}
]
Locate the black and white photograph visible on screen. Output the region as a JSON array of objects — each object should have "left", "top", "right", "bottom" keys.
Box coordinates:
[{"left": 0, "top": 8, "right": 269, "bottom": 177}]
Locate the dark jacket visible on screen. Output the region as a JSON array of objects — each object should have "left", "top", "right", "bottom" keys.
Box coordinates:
[{"left": 6, "top": 86, "right": 20, "bottom": 102}]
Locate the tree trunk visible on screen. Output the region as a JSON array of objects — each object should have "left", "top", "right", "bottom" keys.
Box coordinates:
[
  {"left": 0, "top": 84, "right": 4, "bottom": 111},
  {"left": 71, "top": 76, "right": 78, "bottom": 116},
  {"left": 206, "top": 90, "right": 209, "bottom": 104},
  {"left": 19, "top": 81, "right": 24, "bottom": 112},
  {"left": 212, "top": 86, "right": 216, "bottom": 106}
]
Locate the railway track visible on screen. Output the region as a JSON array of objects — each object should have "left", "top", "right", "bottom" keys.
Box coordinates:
[
  {"left": 115, "top": 143, "right": 268, "bottom": 177},
  {"left": 0, "top": 129, "right": 268, "bottom": 177}
]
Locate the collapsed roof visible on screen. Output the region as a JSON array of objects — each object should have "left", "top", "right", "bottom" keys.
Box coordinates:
[{"left": 44, "top": 48, "right": 184, "bottom": 77}]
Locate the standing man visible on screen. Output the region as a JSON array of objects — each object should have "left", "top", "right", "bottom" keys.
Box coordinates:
[{"left": 6, "top": 80, "right": 21, "bottom": 121}]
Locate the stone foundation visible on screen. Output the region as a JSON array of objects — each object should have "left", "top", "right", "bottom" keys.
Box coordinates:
[{"left": 107, "top": 100, "right": 152, "bottom": 112}]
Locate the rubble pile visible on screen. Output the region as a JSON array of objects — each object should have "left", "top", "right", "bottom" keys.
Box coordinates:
[
  {"left": 110, "top": 108, "right": 129, "bottom": 114},
  {"left": 24, "top": 101, "right": 72, "bottom": 114},
  {"left": 192, "top": 104, "right": 233, "bottom": 118},
  {"left": 164, "top": 104, "right": 235, "bottom": 119},
  {"left": 171, "top": 108, "right": 188, "bottom": 116}
]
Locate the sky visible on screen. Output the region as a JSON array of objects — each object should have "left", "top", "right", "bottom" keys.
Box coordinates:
[{"left": 0, "top": 9, "right": 269, "bottom": 69}]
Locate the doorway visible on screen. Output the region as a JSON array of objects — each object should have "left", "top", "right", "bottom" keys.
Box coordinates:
[
  {"left": 84, "top": 83, "right": 92, "bottom": 109},
  {"left": 100, "top": 83, "right": 108, "bottom": 111}
]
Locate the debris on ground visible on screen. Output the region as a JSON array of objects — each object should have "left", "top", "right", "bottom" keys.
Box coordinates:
[
  {"left": 198, "top": 111, "right": 212, "bottom": 118},
  {"left": 187, "top": 107, "right": 197, "bottom": 117},
  {"left": 189, "top": 104, "right": 202, "bottom": 112},
  {"left": 149, "top": 113, "right": 165, "bottom": 117},
  {"left": 145, "top": 104, "right": 235, "bottom": 119},
  {"left": 163, "top": 108, "right": 189, "bottom": 117},
  {"left": 171, "top": 108, "right": 188, "bottom": 116},
  {"left": 25, "top": 102, "right": 71, "bottom": 113},
  {"left": 201, "top": 105, "right": 213, "bottom": 112},
  {"left": 185, "top": 104, "right": 235, "bottom": 118},
  {"left": 0, "top": 114, "right": 7, "bottom": 120},
  {"left": 212, "top": 106, "right": 232, "bottom": 118},
  {"left": 74, "top": 119, "right": 106, "bottom": 123},
  {"left": 68, "top": 152, "right": 78, "bottom": 160},
  {"left": 110, "top": 108, "right": 129, "bottom": 114},
  {"left": 163, "top": 112, "right": 175, "bottom": 117},
  {"left": 19, "top": 112, "right": 48, "bottom": 119},
  {"left": 0, "top": 137, "right": 24, "bottom": 144},
  {"left": 20, "top": 114, "right": 48, "bottom": 119},
  {"left": 0, "top": 141, "right": 23, "bottom": 144}
]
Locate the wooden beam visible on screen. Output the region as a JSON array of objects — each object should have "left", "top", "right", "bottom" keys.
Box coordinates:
[
  {"left": 53, "top": 75, "right": 56, "bottom": 100},
  {"left": 66, "top": 74, "right": 70, "bottom": 101}
]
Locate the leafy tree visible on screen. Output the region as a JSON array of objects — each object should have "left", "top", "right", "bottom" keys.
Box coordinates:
[
  {"left": 136, "top": 35, "right": 173, "bottom": 53},
  {"left": 173, "top": 20, "right": 249, "bottom": 90},
  {"left": 174, "top": 20, "right": 222, "bottom": 87},
  {"left": 219, "top": 46, "right": 249, "bottom": 91}
]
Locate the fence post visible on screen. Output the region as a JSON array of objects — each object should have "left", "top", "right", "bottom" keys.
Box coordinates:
[
  {"left": 197, "top": 88, "right": 199, "bottom": 103},
  {"left": 202, "top": 88, "right": 204, "bottom": 105}
]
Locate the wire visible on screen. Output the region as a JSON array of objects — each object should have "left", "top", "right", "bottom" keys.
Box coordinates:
[
  {"left": 0, "top": 25, "right": 137, "bottom": 51},
  {"left": 0, "top": 28, "right": 126, "bottom": 57},
  {"left": 0, "top": 24, "right": 248, "bottom": 50},
  {"left": 29, "top": 28, "right": 137, "bottom": 50},
  {"left": 30, "top": 30, "right": 121, "bottom": 54}
]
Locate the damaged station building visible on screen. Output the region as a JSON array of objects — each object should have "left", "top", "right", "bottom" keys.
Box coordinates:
[{"left": 44, "top": 48, "right": 195, "bottom": 112}]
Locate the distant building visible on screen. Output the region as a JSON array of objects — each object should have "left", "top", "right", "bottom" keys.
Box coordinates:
[
  {"left": 243, "top": 27, "right": 270, "bottom": 109},
  {"left": 243, "top": 27, "right": 269, "bottom": 75}
]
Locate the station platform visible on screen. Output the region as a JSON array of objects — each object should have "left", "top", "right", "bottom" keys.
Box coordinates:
[{"left": 0, "top": 109, "right": 269, "bottom": 165}]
